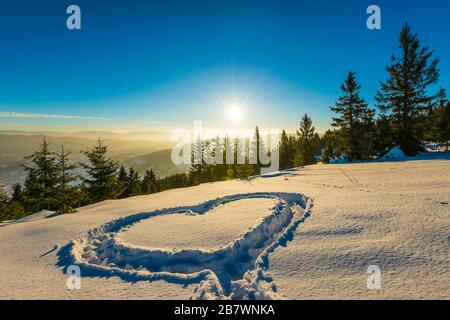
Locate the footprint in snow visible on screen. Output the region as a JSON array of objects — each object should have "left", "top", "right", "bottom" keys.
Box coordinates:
[{"left": 57, "top": 192, "right": 313, "bottom": 300}]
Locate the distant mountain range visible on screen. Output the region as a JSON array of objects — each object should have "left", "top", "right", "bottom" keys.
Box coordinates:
[{"left": 0, "top": 131, "right": 187, "bottom": 186}]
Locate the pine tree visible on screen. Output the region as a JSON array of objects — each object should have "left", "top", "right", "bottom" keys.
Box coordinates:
[
  {"left": 331, "top": 72, "right": 373, "bottom": 160},
  {"left": 359, "top": 105, "right": 376, "bottom": 159},
  {"left": 121, "top": 167, "right": 141, "bottom": 197},
  {"left": 250, "top": 126, "right": 267, "bottom": 174},
  {"left": 279, "top": 130, "right": 292, "bottom": 170},
  {"left": 189, "top": 135, "right": 206, "bottom": 185},
  {"left": 23, "top": 137, "right": 58, "bottom": 189},
  {"left": 214, "top": 135, "right": 233, "bottom": 180},
  {"left": 117, "top": 166, "right": 128, "bottom": 197},
  {"left": 81, "top": 138, "right": 119, "bottom": 201},
  {"left": 234, "top": 137, "right": 254, "bottom": 178},
  {"left": 0, "top": 184, "right": 26, "bottom": 221},
  {"left": 55, "top": 145, "right": 78, "bottom": 212},
  {"left": 22, "top": 137, "right": 59, "bottom": 211},
  {"left": 294, "top": 114, "right": 318, "bottom": 166},
  {"left": 374, "top": 115, "right": 394, "bottom": 155},
  {"left": 141, "top": 169, "right": 158, "bottom": 194},
  {"left": 422, "top": 88, "right": 445, "bottom": 141},
  {"left": 157, "top": 173, "right": 189, "bottom": 191},
  {"left": 11, "top": 183, "right": 23, "bottom": 203},
  {"left": 23, "top": 167, "right": 40, "bottom": 199},
  {"left": 376, "top": 23, "right": 440, "bottom": 156},
  {"left": 320, "top": 130, "right": 339, "bottom": 163},
  {"left": 202, "top": 140, "right": 215, "bottom": 182},
  {"left": 432, "top": 88, "right": 450, "bottom": 150},
  {"left": 210, "top": 136, "right": 227, "bottom": 181},
  {"left": 288, "top": 135, "right": 296, "bottom": 165}
]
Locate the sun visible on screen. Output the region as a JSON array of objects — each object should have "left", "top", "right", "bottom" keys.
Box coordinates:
[{"left": 226, "top": 104, "right": 243, "bottom": 122}]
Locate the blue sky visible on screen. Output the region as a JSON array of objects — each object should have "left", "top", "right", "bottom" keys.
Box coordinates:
[{"left": 0, "top": 0, "right": 449, "bottom": 133}]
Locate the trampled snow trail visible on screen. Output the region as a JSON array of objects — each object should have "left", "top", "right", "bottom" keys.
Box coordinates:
[{"left": 57, "top": 192, "right": 313, "bottom": 300}]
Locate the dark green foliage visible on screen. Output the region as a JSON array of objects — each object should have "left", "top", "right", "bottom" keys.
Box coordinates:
[
  {"left": 11, "top": 183, "right": 23, "bottom": 203},
  {"left": 55, "top": 146, "right": 79, "bottom": 212},
  {"left": 294, "top": 114, "right": 319, "bottom": 166},
  {"left": 21, "top": 137, "right": 59, "bottom": 211},
  {"left": 123, "top": 167, "right": 141, "bottom": 198},
  {"left": 279, "top": 130, "right": 296, "bottom": 170},
  {"left": 141, "top": 169, "right": 158, "bottom": 194},
  {"left": 1, "top": 183, "right": 27, "bottom": 222},
  {"left": 429, "top": 88, "right": 450, "bottom": 150},
  {"left": 434, "top": 102, "right": 450, "bottom": 150},
  {"left": 157, "top": 173, "right": 189, "bottom": 191},
  {"left": 331, "top": 72, "right": 375, "bottom": 160},
  {"left": 321, "top": 143, "right": 334, "bottom": 164},
  {"left": 233, "top": 137, "right": 255, "bottom": 178},
  {"left": 116, "top": 166, "right": 128, "bottom": 197},
  {"left": 321, "top": 130, "right": 339, "bottom": 162},
  {"left": 0, "top": 201, "right": 26, "bottom": 222},
  {"left": 80, "top": 138, "right": 120, "bottom": 202},
  {"left": 376, "top": 24, "right": 439, "bottom": 156},
  {"left": 212, "top": 135, "right": 232, "bottom": 180},
  {"left": 373, "top": 115, "right": 394, "bottom": 156},
  {"left": 189, "top": 135, "right": 207, "bottom": 185},
  {"left": 250, "top": 126, "right": 267, "bottom": 175}
]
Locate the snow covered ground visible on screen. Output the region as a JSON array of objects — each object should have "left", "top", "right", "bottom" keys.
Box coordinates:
[
  {"left": 120, "top": 198, "right": 277, "bottom": 251},
  {"left": 0, "top": 153, "right": 449, "bottom": 299}
]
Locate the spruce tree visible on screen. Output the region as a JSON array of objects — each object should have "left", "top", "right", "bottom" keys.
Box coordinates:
[
  {"left": 294, "top": 114, "right": 318, "bottom": 166},
  {"left": 320, "top": 130, "right": 339, "bottom": 163},
  {"left": 55, "top": 145, "right": 78, "bottom": 212},
  {"left": 124, "top": 167, "right": 141, "bottom": 197},
  {"left": 117, "top": 166, "right": 128, "bottom": 197},
  {"left": 189, "top": 135, "right": 205, "bottom": 185},
  {"left": 359, "top": 105, "right": 376, "bottom": 159},
  {"left": 211, "top": 136, "right": 227, "bottom": 180},
  {"left": 23, "top": 168, "right": 40, "bottom": 200},
  {"left": 202, "top": 140, "right": 215, "bottom": 182},
  {"left": 432, "top": 88, "right": 450, "bottom": 150},
  {"left": 216, "top": 135, "right": 233, "bottom": 180},
  {"left": 234, "top": 137, "right": 254, "bottom": 178},
  {"left": 22, "top": 137, "right": 59, "bottom": 211},
  {"left": 279, "top": 130, "right": 292, "bottom": 170},
  {"left": 250, "top": 126, "right": 267, "bottom": 174},
  {"left": 321, "top": 144, "right": 334, "bottom": 164},
  {"left": 0, "top": 184, "right": 25, "bottom": 221},
  {"left": 11, "top": 183, "right": 23, "bottom": 203},
  {"left": 81, "top": 138, "right": 119, "bottom": 201},
  {"left": 331, "top": 72, "right": 372, "bottom": 160},
  {"left": 376, "top": 23, "right": 440, "bottom": 155},
  {"left": 141, "top": 169, "right": 158, "bottom": 194},
  {"left": 374, "top": 115, "right": 394, "bottom": 155}
]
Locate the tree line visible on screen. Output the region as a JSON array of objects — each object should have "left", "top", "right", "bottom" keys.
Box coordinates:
[
  {"left": 280, "top": 23, "right": 449, "bottom": 167},
  {"left": 0, "top": 138, "right": 190, "bottom": 221}
]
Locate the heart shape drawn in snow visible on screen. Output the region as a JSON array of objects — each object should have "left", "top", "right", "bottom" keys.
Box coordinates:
[{"left": 57, "top": 192, "right": 313, "bottom": 300}]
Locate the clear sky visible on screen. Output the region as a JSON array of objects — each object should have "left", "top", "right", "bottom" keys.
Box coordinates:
[{"left": 0, "top": 0, "right": 449, "bottom": 133}]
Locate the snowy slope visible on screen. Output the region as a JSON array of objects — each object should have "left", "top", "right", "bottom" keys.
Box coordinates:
[{"left": 0, "top": 154, "right": 449, "bottom": 299}]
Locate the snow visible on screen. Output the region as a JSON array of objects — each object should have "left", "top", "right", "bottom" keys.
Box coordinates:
[
  {"left": 61, "top": 192, "right": 311, "bottom": 299},
  {"left": 0, "top": 155, "right": 449, "bottom": 299},
  {"left": 329, "top": 154, "right": 349, "bottom": 164},
  {"left": 16, "top": 209, "right": 55, "bottom": 222},
  {"left": 379, "top": 146, "right": 406, "bottom": 160},
  {"left": 120, "top": 198, "right": 277, "bottom": 250}
]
